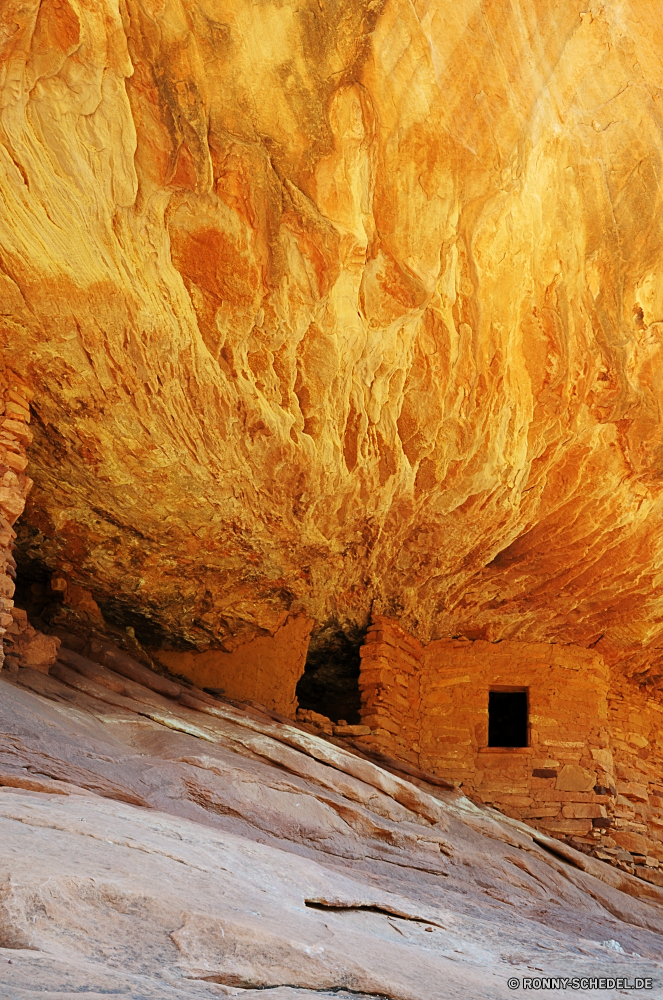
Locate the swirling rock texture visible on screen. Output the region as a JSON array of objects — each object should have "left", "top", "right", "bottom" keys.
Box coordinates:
[{"left": 3, "top": 3, "right": 663, "bottom": 688}]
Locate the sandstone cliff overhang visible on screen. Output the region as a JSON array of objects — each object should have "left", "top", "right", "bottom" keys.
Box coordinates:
[{"left": 2, "top": 1, "right": 663, "bottom": 686}]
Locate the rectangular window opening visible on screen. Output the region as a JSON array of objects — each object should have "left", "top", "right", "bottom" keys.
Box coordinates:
[{"left": 488, "top": 689, "right": 528, "bottom": 748}]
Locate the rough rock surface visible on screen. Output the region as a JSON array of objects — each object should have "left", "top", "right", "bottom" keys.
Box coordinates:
[
  {"left": 3, "top": 2, "right": 663, "bottom": 680},
  {"left": 0, "top": 372, "right": 34, "bottom": 668},
  {"left": 0, "top": 652, "right": 662, "bottom": 997}
]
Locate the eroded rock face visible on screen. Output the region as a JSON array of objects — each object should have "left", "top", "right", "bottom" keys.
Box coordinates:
[{"left": 3, "top": 2, "right": 663, "bottom": 680}]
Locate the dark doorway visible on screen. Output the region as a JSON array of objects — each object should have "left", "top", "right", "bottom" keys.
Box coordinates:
[
  {"left": 488, "top": 690, "right": 528, "bottom": 747},
  {"left": 295, "top": 624, "right": 363, "bottom": 724}
]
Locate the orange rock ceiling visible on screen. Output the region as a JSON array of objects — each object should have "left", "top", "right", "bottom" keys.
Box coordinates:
[{"left": 3, "top": 0, "right": 663, "bottom": 681}]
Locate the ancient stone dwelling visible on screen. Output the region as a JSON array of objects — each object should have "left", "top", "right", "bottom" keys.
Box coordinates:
[
  {"left": 6, "top": 0, "right": 663, "bottom": 990},
  {"left": 354, "top": 618, "right": 663, "bottom": 872},
  {"left": 2, "top": 365, "right": 663, "bottom": 889}
]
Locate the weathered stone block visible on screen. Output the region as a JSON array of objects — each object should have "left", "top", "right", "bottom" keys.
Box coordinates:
[
  {"left": 616, "top": 781, "right": 648, "bottom": 802},
  {"left": 360, "top": 714, "right": 400, "bottom": 734},
  {"left": 638, "top": 868, "right": 663, "bottom": 887},
  {"left": 364, "top": 629, "right": 397, "bottom": 648},
  {"left": 555, "top": 765, "right": 596, "bottom": 792},
  {"left": 538, "top": 818, "right": 593, "bottom": 836},
  {"left": 360, "top": 642, "right": 397, "bottom": 661},
  {"left": 522, "top": 806, "right": 561, "bottom": 818},
  {"left": 612, "top": 831, "right": 650, "bottom": 855},
  {"left": 492, "top": 794, "right": 532, "bottom": 807}
]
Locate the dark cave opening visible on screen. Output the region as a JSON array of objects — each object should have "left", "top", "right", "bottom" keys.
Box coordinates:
[
  {"left": 11, "top": 551, "right": 181, "bottom": 659},
  {"left": 12, "top": 556, "right": 52, "bottom": 625},
  {"left": 296, "top": 624, "right": 365, "bottom": 725}
]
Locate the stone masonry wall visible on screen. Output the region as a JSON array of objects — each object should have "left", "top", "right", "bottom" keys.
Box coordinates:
[
  {"left": 356, "top": 617, "right": 663, "bottom": 882},
  {"left": 0, "top": 370, "right": 34, "bottom": 668},
  {"left": 357, "top": 616, "right": 425, "bottom": 764},
  {"left": 604, "top": 671, "right": 663, "bottom": 878},
  {"left": 152, "top": 614, "right": 314, "bottom": 716},
  {"left": 0, "top": 371, "right": 59, "bottom": 673}
]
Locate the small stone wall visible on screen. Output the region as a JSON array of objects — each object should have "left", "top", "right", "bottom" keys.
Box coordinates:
[
  {"left": 0, "top": 371, "right": 34, "bottom": 669},
  {"left": 605, "top": 672, "right": 663, "bottom": 871},
  {"left": 151, "top": 614, "right": 313, "bottom": 716},
  {"left": 358, "top": 616, "right": 424, "bottom": 762},
  {"left": 356, "top": 616, "right": 663, "bottom": 876}
]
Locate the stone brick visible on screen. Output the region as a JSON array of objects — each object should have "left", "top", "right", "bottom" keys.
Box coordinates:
[
  {"left": 358, "top": 665, "right": 394, "bottom": 684},
  {"left": 360, "top": 714, "right": 400, "bottom": 734},
  {"left": 492, "top": 794, "right": 533, "bottom": 807},
  {"left": 364, "top": 629, "right": 397, "bottom": 648},
  {"left": 561, "top": 804, "right": 607, "bottom": 819},
  {"left": 612, "top": 831, "right": 650, "bottom": 855},
  {"left": 638, "top": 868, "right": 663, "bottom": 887},
  {"left": 333, "top": 725, "right": 371, "bottom": 736},
  {"left": 426, "top": 676, "right": 472, "bottom": 692},
  {"left": 360, "top": 642, "right": 398, "bottom": 661},
  {"left": 537, "top": 818, "right": 593, "bottom": 836},
  {"left": 522, "top": 806, "right": 561, "bottom": 818},
  {"left": 393, "top": 648, "right": 420, "bottom": 670},
  {"left": 397, "top": 637, "right": 423, "bottom": 659},
  {"left": 3, "top": 451, "right": 27, "bottom": 472},
  {"left": 555, "top": 764, "right": 596, "bottom": 792},
  {"left": 1, "top": 418, "right": 32, "bottom": 445},
  {"left": 616, "top": 781, "right": 648, "bottom": 802}
]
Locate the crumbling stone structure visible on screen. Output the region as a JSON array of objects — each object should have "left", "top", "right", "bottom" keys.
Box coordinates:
[
  {"left": 152, "top": 614, "right": 313, "bottom": 716},
  {"left": 3, "top": 369, "right": 662, "bottom": 888},
  {"left": 356, "top": 617, "right": 663, "bottom": 885},
  {"left": 0, "top": 371, "right": 33, "bottom": 668},
  {"left": 0, "top": 372, "right": 59, "bottom": 673}
]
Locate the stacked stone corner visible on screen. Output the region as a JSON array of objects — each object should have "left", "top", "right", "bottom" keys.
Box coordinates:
[
  {"left": 0, "top": 370, "right": 34, "bottom": 670},
  {"left": 357, "top": 616, "right": 424, "bottom": 765}
]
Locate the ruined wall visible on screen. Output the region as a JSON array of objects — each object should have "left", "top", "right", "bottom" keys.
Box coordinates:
[
  {"left": 357, "top": 618, "right": 663, "bottom": 882},
  {"left": 0, "top": 372, "right": 33, "bottom": 668},
  {"left": 0, "top": 373, "right": 60, "bottom": 672},
  {"left": 152, "top": 614, "right": 313, "bottom": 716},
  {"left": 606, "top": 673, "right": 663, "bottom": 876},
  {"left": 358, "top": 616, "right": 425, "bottom": 762}
]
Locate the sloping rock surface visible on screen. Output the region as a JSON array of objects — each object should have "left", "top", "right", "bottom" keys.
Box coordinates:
[
  {"left": 3, "top": 1, "right": 663, "bottom": 680},
  {"left": 0, "top": 653, "right": 661, "bottom": 997}
]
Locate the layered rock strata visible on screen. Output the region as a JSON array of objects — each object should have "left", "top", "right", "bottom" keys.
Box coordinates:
[
  {"left": 0, "top": 643, "right": 662, "bottom": 995},
  {"left": 3, "top": 1, "right": 663, "bottom": 684},
  {"left": 356, "top": 617, "right": 663, "bottom": 886}
]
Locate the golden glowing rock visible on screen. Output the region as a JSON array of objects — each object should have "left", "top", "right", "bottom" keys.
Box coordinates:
[{"left": 2, "top": 1, "right": 663, "bottom": 681}]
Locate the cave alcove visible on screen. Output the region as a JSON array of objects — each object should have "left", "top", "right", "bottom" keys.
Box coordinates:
[{"left": 296, "top": 624, "right": 364, "bottom": 724}]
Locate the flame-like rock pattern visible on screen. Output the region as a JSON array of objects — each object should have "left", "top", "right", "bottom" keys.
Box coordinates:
[{"left": 3, "top": 2, "right": 663, "bottom": 677}]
